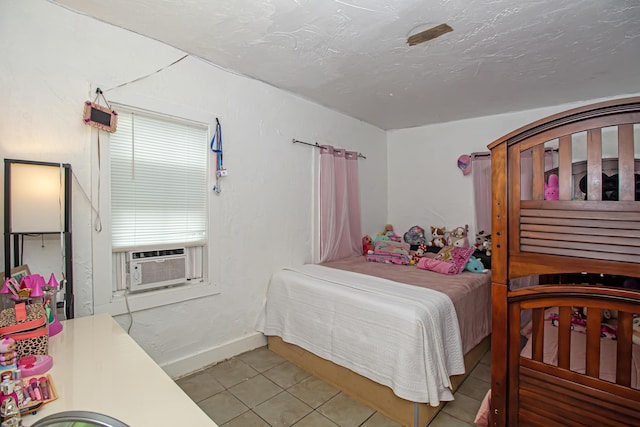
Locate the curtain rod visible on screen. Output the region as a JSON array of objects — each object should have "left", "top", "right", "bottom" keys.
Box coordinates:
[{"left": 292, "top": 139, "right": 366, "bottom": 159}]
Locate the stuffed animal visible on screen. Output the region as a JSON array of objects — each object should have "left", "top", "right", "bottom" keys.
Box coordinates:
[
  {"left": 362, "top": 235, "right": 374, "bottom": 255},
  {"left": 545, "top": 174, "right": 559, "bottom": 200},
  {"left": 483, "top": 240, "right": 492, "bottom": 256},
  {"left": 403, "top": 225, "right": 427, "bottom": 249},
  {"left": 0, "top": 336, "right": 17, "bottom": 366},
  {"left": 383, "top": 224, "right": 401, "bottom": 242},
  {"left": 412, "top": 243, "right": 428, "bottom": 263},
  {"left": 464, "top": 256, "right": 487, "bottom": 273},
  {"left": 448, "top": 225, "right": 469, "bottom": 248},
  {"left": 474, "top": 231, "right": 491, "bottom": 251},
  {"left": 427, "top": 226, "right": 447, "bottom": 248}
]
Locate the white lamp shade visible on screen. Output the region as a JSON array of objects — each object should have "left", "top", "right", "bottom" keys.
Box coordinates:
[{"left": 10, "top": 163, "right": 64, "bottom": 233}]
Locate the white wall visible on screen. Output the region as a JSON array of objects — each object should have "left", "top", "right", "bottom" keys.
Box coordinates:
[
  {"left": 0, "top": 0, "right": 388, "bottom": 377},
  {"left": 387, "top": 93, "right": 640, "bottom": 240}
]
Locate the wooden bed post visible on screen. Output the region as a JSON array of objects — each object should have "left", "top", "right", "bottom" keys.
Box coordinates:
[{"left": 490, "top": 141, "right": 508, "bottom": 427}]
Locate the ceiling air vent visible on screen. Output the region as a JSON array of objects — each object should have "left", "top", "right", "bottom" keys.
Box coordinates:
[{"left": 407, "top": 23, "right": 453, "bottom": 46}]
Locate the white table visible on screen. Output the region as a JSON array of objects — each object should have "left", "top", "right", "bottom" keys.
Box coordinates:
[{"left": 23, "top": 313, "right": 217, "bottom": 426}]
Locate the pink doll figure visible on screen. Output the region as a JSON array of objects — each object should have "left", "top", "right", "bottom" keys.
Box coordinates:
[
  {"left": 545, "top": 174, "right": 559, "bottom": 200},
  {"left": 0, "top": 336, "right": 17, "bottom": 366}
]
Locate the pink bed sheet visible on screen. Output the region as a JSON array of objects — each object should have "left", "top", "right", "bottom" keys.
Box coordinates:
[{"left": 320, "top": 255, "right": 492, "bottom": 355}]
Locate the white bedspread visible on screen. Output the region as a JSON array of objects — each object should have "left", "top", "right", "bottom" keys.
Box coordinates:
[{"left": 255, "top": 264, "right": 465, "bottom": 405}]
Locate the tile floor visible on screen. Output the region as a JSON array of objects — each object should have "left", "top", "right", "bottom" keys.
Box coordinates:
[{"left": 176, "top": 346, "right": 491, "bottom": 427}]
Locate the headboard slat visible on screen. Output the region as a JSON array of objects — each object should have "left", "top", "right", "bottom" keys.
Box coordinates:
[
  {"left": 618, "top": 124, "right": 635, "bottom": 202},
  {"left": 519, "top": 246, "right": 640, "bottom": 264},
  {"left": 586, "top": 129, "right": 603, "bottom": 201},
  {"left": 558, "top": 135, "right": 573, "bottom": 201},
  {"left": 616, "top": 311, "right": 633, "bottom": 387},
  {"left": 521, "top": 223, "right": 640, "bottom": 239}
]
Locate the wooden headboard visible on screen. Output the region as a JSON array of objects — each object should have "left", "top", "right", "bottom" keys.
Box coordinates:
[{"left": 489, "top": 97, "right": 640, "bottom": 281}]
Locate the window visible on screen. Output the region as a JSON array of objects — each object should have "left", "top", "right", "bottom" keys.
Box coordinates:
[{"left": 110, "top": 107, "right": 208, "bottom": 291}]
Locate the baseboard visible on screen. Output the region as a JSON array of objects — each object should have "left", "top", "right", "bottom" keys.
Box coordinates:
[{"left": 162, "top": 332, "right": 267, "bottom": 379}]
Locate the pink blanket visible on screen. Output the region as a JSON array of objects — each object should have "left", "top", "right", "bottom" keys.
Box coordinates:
[{"left": 321, "top": 256, "right": 491, "bottom": 354}]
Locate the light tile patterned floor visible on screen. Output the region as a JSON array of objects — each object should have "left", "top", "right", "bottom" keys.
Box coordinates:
[{"left": 176, "top": 346, "right": 491, "bottom": 427}]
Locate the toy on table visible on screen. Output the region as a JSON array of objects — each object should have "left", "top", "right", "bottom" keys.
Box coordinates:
[
  {"left": 544, "top": 174, "right": 559, "bottom": 200},
  {"left": 17, "top": 355, "right": 52, "bottom": 377},
  {"left": 427, "top": 226, "right": 447, "bottom": 248},
  {"left": 0, "top": 337, "right": 16, "bottom": 367},
  {"left": 362, "top": 235, "right": 374, "bottom": 255}
]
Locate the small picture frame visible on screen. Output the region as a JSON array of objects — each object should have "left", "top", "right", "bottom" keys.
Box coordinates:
[
  {"left": 83, "top": 101, "right": 118, "bottom": 133},
  {"left": 9, "top": 264, "right": 31, "bottom": 283}
]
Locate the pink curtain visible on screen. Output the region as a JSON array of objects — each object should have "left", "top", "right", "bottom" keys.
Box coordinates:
[
  {"left": 471, "top": 153, "right": 492, "bottom": 235},
  {"left": 319, "top": 145, "right": 362, "bottom": 262}
]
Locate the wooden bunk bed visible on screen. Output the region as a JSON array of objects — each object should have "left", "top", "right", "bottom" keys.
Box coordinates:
[{"left": 488, "top": 97, "right": 640, "bottom": 426}]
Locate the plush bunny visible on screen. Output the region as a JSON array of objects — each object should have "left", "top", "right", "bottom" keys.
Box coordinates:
[{"left": 545, "top": 174, "right": 559, "bottom": 200}]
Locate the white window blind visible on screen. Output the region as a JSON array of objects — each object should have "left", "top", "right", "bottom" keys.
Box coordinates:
[{"left": 110, "top": 108, "right": 208, "bottom": 250}]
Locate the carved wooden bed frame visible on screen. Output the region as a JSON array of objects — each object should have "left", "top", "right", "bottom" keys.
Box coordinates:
[{"left": 488, "top": 97, "right": 640, "bottom": 426}]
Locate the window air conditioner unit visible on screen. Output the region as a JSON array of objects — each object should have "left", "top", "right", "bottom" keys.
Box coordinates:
[{"left": 127, "top": 248, "right": 187, "bottom": 292}]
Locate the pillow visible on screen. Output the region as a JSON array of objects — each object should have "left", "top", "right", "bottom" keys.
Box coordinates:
[{"left": 417, "top": 246, "right": 475, "bottom": 275}]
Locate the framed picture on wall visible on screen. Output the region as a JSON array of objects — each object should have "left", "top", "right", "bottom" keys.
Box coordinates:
[{"left": 9, "top": 264, "right": 31, "bottom": 283}]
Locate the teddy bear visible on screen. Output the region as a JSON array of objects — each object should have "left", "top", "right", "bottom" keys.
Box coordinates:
[
  {"left": 0, "top": 336, "right": 17, "bottom": 366},
  {"left": 362, "top": 235, "right": 374, "bottom": 255},
  {"left": 427, "top": 226, "right": 447, "bottom": 248},
  {"left": 544, "top": 174, "right": 559, "bottom": 200}
]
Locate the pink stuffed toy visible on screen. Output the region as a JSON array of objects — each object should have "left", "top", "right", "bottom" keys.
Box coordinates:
[
  {"left": 0, "top": 336, "right": 17, "bottom": 366},
  {"left": 545, "top": 174, "right": 559, "bottom": 200}
]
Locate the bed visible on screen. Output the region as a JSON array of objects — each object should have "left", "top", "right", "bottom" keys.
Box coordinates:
[
  {"left": 487, "top": 97, "right": 640, "bottom": 426},
  {"left": 257, "top": 255, "right": 491, "bottom": 426}
]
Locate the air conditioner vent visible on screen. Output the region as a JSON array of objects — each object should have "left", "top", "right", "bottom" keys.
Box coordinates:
[
  {"left": 127, "top": 248, "right": 187, "bottom": 292},
  {"left": 131, "top": 248, "right": 185, "bottom": 259}
]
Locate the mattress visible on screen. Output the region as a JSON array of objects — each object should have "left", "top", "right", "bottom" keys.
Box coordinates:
[
  {"left": 321, "top": 256, "right": 492, "bottom": 354},
  {"left": 256, "top": 258, "right": 492, "bottom": 405}
]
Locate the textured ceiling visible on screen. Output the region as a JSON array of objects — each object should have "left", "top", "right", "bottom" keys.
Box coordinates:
[{"left": 52, "top": 0, "right": 640, "bottom": 130}]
